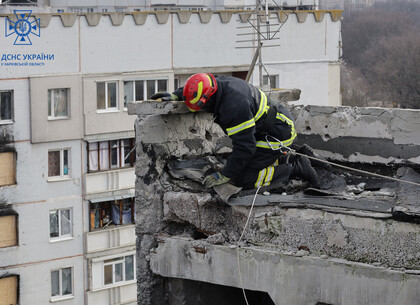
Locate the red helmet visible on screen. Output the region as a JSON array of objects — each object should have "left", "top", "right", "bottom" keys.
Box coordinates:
[{"left": 183, "top": 73, "right": 217, "bottom": 112}]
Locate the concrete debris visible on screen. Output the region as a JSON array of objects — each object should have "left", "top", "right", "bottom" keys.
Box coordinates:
[{"left": 213, "top": 183, "right": 242, "bottom": 203}]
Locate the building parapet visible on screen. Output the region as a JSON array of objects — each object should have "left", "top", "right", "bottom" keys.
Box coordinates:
[{"left": 0, "top": 10, "right": 343, "bottom": 28}]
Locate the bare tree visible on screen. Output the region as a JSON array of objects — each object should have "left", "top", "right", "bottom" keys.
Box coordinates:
[{"left": 341, "top": 0, "right": 420, "bottom": 108}]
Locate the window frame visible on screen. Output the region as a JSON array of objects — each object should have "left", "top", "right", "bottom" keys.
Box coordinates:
[
  {"left": 97, "top": 81, "right": 119, "bottom": 112},
  {"left": 87, "top": 138, "right": 135, "bottom": 173},
  {"left": 0, "top": 89, "right": 14, "bottom": 124},
  {"left": 123, "top": 78, "right": 168, "bottom": 109},
  {"left": 49, "top": 208, "right": 73, "bottom": 241},
  {"left": 102, "top": 254, "right": 136, "bottom": 287},
  {"left": 48, "top": 149, "right": 70, "bottom": 180},
  {"left": 89, "top": 197, "right": 135, "bottom": 231},
  {"left": 48, "top": 88, "right": 70, "bottom": 120},
  {"left": 51, "top": 267, "right": 74, "bottom": 301},
  {"left": 263, "top": 74, "right": 279, "bottom": 89}
]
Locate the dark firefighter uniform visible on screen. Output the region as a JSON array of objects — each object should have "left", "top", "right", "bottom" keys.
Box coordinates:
[{"left": 175, "top": 76, "right": 297, "bottom": 189}]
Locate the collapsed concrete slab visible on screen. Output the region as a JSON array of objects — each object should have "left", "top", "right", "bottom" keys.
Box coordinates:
[{"left": 129, "top": 98, "right": 420, "bottom": 305}]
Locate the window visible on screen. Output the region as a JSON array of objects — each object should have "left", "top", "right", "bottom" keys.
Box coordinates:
[
  {"left": 104, "top": 255, "right": 135, "bottom": 286},
  {"left": 0, "top": 90, "right": 13, "bottom": 123},
  {"left": 48, "top": 149, "right": 69, "bottom": 178},
  {"left": 97, "top": 81, "right": 117, "bottom": 111},
  {"left": 88, "top": 138, "right": 135, "bottom": 172},
  {"left": 48, "top": 88, "right": 69, "bottom": 119},
  {"left": 50, "top": 209, "right": 72, "bottom": 240},
  {"left": 0, "top": 215, "right": 17, "bottom": 248},
  {"left": 51, "top": 267, "right": 73, "bottom": 299},
  {"left": 102, "top": 8, "right": 108, "bottom": 12},
  {"left": 116, "top": 8, "right": 125, "bottom": 12},
  {"left": 87, "top": 8, "right": 94, "bottom": 13},
  {"left": 263, "top": 74, "right": 279, "bottom": 89},
  {"left": 123, "top": 79, "right": 168, "bottom": 108},
  {"left": 0, "top": 152, "right": 16, "bottom": 186},
  {"left": 90, "top": 198, "right": 135, "bottom": 231},
  {"left": 0, "top": 275, "right": 18, "bottom": 305},
  {"left": 57, "top": 9, "right": 64, "bottom": 13}
]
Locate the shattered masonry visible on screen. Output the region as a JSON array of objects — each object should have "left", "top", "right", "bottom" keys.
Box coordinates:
[{"left": 130, "top": 99, "right": 420, "bottom": 305}]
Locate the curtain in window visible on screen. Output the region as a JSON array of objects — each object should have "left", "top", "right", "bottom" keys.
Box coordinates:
[
  {"left": 135, "top": 80, "right": 144, "bottom": 101},
  {"left": 124, "top": 81, "right": 133, "bottom": 108},
  {"left": 97, "top": 82, "right": 105, "bottom": 109},
  {"left": 111, "top": 202, "right": 132, "bottom": 225},
  {"left": 99, "top": 142, "right": 109, "bottom": 170},
  {"left": 114, "top": 263, "right": 123, "bottom": 282},
  {"left": 60, "top": 210, "right": 71, "bottom": 236},
  {"left": 51, "top": 270, "right": 60, "bottom": 296},
  {"left": 61, "top": 267, "right": 72, "bottom": 295},
  {"left": 89, "top": 142, "right": 99, "bottom": 171},
  {"left": 107, "top": 82, "right": 117, "bottom": 108},
  {"left": 48, "top": 151, "right": 60, "bottom": 177},
  {"left": 54, "top": 89, "right": 68, "bottom": 117},
  {"left": 49, "top": 210, "right": 59, "bottom": 238}
]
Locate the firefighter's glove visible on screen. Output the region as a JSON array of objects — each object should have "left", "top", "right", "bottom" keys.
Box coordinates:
[
  {"left": 150, "top": 92, "right": 178, "bottom": 101},
  {"left": 203, "top": 172, "right": 230, "bottom": 189}
]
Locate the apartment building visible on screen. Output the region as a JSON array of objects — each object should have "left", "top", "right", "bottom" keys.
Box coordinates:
[{"left": 0, "top": 7, "right": 341, "bottom": 305}]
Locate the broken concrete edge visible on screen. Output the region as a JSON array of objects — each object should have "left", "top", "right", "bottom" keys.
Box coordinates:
[
  {"left": 127, "top": 88, "right": 301, "bottom": 116},
  {"left": 151, "top": 235, "right": 420, "bottom": 275},
  {"left": 151, "top": 237, "right": 420, "bottom": 304}
]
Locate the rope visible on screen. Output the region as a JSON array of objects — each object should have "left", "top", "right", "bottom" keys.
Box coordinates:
[
  {"left": 264, "top": 135, "right": 420, "bottom": 188},
  {"left": 236, "top": 186, "right": 261, "bottom": 305}
]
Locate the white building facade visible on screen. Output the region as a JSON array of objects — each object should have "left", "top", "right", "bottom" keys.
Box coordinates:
[{"left": 0, "top": 8, "right": 341, "bottom": 305}]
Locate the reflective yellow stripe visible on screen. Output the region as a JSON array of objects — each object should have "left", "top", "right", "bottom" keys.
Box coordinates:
[
  {"left": 254, "top": 90, "right": 269, "bottom": 122},
  {"left": 226, "top": 118, "right": 256, "bottom": 136},
  {"left": 256, "top": 112, "right": 296, "bottom": 149},
  {"left": 263, "top": 165, "right": 274, "bottom": 186},
  {"left": 255, "top": 168, "right": 267, "bottom": 188},
  {"left": 189, "top": 81, "right": 203, "bottom": 105},
  {"left": 226, "top": 89, "right": 268, "bottom": 137},
  {"left": 255, "top": 160, "right": 278, "bottom": 188}
]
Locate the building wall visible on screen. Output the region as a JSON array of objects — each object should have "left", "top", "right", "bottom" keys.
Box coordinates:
[{"left": 30, "top": 74, "right": 84, "bottom": 143}]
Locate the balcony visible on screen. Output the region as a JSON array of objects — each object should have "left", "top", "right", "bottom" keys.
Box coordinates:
[
  {"left": 85, "top": 167, "right": 135, "bottom": 195},
  {"left": 86, "top": 224, "right": 135, "bottom": 253},
  {"left": 87, "top": 282, "right": 136, "bottom": 305}
]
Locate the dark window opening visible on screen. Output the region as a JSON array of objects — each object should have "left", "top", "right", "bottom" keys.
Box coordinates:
[
  {"left": 89, "top": 198, "right": 135, "bottom": 231},
  {"left": 167, "top": 278, "right": 275, "bottom": 305}
]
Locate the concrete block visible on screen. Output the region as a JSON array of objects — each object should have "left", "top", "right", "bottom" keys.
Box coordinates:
[
  {"left": 153, "top": 11, "right": 170, "bottom": 24},
  {"left": 329, "top": 10, "right": 343, "bottom": 22},
  {"left": 108, "top": 13, "right": 125, "bottom": 26},
  {"left": 276, "top": 10, "right": 290, "bottom": 23},
  {"left": 313, "top": 11, "right": 325, "bottom": 22},
  {"left": 296, "top": 11, "right": 308, "bottom": 23},
  {"left": 176, "top": 11, "right": 192, "bottom": 24},
  {"left": 131, "top": 12, "right": 148, "bottom": 25},
  {"left": 34, "top": 14, "right": 51, "bottom": 28},
  {"left": 84, "top": 13, "right": 102, "bottom": 26},
  {"left": 128, "top": 100, "right": 189, "bottom": 116},
  {"left": 239, "top": 12, "right": 252, "bottom": 23},
  {"left": 198, "top": 11, "right": 213, "bottom": 23},
  {"left": 151, "top": 237, "right": 420, "bottom": 305},
  {"left": 217, "top": 11, "right": 233, "bottom": 23},
  {"left": 58, "top": 13, "right": 78, "bottom": 27}
]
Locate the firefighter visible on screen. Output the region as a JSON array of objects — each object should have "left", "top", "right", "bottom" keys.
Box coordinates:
[{"left": 151, "top": 73, "right": 319, "bottom": 190}]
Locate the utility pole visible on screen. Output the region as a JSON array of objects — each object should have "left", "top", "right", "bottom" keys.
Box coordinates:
[{"left": 256, "top": 0, "right": 263, "bottom": 88}]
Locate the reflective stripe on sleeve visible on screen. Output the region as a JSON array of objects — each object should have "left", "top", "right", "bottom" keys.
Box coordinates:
[
  {"left": 226, "top": 89, "right": 269, "bottom": 137},
  {"left": 254, "top": 160, "right": 277, "bottom": 188},
  {"left": 226, "top": 118, "right": 256, "bottom": 136}
]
